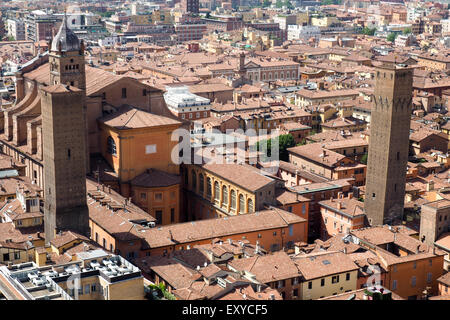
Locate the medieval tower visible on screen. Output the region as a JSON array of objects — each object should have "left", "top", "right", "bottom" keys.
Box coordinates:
[
  {"left": 41, "top": 15, "right": 90, "bottom": 242},
  {"left": 364, "top": 62, "right": 413, "bottom": 226}
]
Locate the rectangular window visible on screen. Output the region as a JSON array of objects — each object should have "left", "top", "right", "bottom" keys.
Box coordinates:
[
  {"left": 143, "top": 89, "right": 147, "bottom": 96},
  {"left": 91, "top": 284, "right": 97, "bottom": 292},
  {"left": 171, "top": 208, "right": 175, "bottom": 223},
  {"left": 289, "top": 225, "right": 293, "bottom": 236},
  {"left": 84, "top": 284, "right": 90, "bottom": 295},
  {"left": 140, "top": 193, "right": 146, "bottom": 200},
  {"left": 427, "top": 273, "right": 432, "bottom": 283},
  {"left": 155, "top": 193, "right": 162, "bottom": 201},
  {"left": 411, "top": 276, "right": 416, "bottom": 287},
  {"left": 14, "top": 252, "right": 20, "bottom": 260},
  {"left": 156, "top": 210, "right": 163, "bottom": 225},
  {"left": 122, "top": 88, "right": 127, "bottom": 98},
  {"left": 332, "top": 275, "right": 339, "bottom": 283},
  {"left": 393, "top": 280, "right": 398, "bottom": 290},
  {"left": 145, "top": 144, "right": 157, "bottom": 154},
  {"left": 346, "top": 273, "right": 350, "bottom": 281},
  {"left": 293, "top": 288, "right": 298, "bottom": 297},
  {"left": 308, "top": 281, "right": 312, "bottom": 290},
  {"left": 321, "top": 278, "right": 325, "bottom": 287}
]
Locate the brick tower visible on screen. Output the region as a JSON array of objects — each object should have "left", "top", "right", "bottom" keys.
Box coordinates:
[
  {"left": 42, "top": 14, "right": 90, "bottom": 243},
  {"left": 364, "top": 63, "right": 413, "bottom": 226}
]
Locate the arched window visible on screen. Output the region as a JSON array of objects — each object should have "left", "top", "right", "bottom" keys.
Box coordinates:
[
  {"left": 214, "top": 181, "right": 220, "bottom": 202},
  {"left": 286, "top": 71, "right": 290, "bottom": 79},
  {"left": 230, "top": 190, "right": 236, "bottom": 210},
  {"left": 222, "top": 186, "right": 228, "bottom": 207},
  {"left": 268, "top": 73, "right": 272, "bottom": 80},
  {"left": 280, "top": 72, "right": 284, "bottom": 79},
  {"left": 239, "top": 194, "right": 245, "bottom": 213},
  {"left": 199, "top": 174, "right": 204, "bottom": 193},
  {"left": 262, "top": 73, "right": 266, "bottom": 80},
  {"left": 274, "top": 72, "right": 278, "bottom": 79},
  {"left": 206, "top": 177, "right": 212, "bottom": 199},
  {"left": 248, "top": 199, "right": 254, "bottom": 213},
  {"left": 192, "top": 170, "right": 197, "bottom": 190},
  {"left": 107, "top": 136, "right": 117, "bottom": 156}
]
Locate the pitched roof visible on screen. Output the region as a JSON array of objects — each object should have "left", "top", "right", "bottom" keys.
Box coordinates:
[
  {"left": 98, "top": 105, "right": 181, "bottom": 130},
  {"left": 293, "top": 251, "right": 359, "bottom": 280},
  {"left": 201, "top": 163, "right": 275, "bottom": 192},
  {"left": 131, "top": 169, "right": 181, "bottom": 188},
  {"left": 228, "top": 251, "right": 301, "bottom": 283}
]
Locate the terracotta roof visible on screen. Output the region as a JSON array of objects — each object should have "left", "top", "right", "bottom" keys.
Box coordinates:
[
  {"left": 288, "top": 143, "right": 348, "bottom": 168},
  {"left": 319, "top": 197, "right": 365, "bottom": 218},
  {"left": 138, "top": 209, "right": 305, "bottom": 249},
  {"left": 131, "top": 169, "right": 180, "bottom": 188},
  {"left": 437, "top": 272, "right": 450, "bottom": 286},
  {"left": 98, "top": 105, "right": 181, "bottom": 130},
  {"left": 228, "top": 251, "right": 301, "bottom": 283},
  {"left": 50, "top": 230, "right": 90, "bottom": 249},
  {"left": 201, "top": 163, "right": 275, "bottom": 192},
  {"left": 293, "top": 251, "right": 359, "bottom": 280}
]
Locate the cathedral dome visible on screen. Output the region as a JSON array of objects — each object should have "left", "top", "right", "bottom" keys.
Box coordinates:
[{"left": 51, "top": 14, "right": 80, "bottom": 52}]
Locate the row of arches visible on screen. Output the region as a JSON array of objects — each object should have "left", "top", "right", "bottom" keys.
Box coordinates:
[
  {"left": 261, "top": 70, "right": 295, "bottom": 81},
  {"left": 188, "top": 169, "right": 254, "bottom": 214}
]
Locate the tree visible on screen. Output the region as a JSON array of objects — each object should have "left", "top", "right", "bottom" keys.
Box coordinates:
[
  {"left": 284, "top": 0, "right": 294, "bottom": 9},
  {"left": 257, "top": 134, "right": 295, "bottom": 162},
  {"left": 276, "top": 0, "right": 283, "bottom": 8},
  {"left": 362, "top": 27, "right": 376, "bottom": 36},
  {"left": 387, "top": 32, "right": 397, "bottom": 42},
  {"left": 360, "top": 153, "right": 368, "bottom": 164},
  {"left": 402, "top": 27, "right": 411, "bottom": 35},
  {"left": 262, "top": 0, "right": 272, "bottom": 7}
]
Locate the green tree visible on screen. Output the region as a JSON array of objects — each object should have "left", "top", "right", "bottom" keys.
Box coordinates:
[
  {"left": 360, "top": 153, "right": 368, "bottom": 164},
  {"left": 402, "top": 27, "right": 411, "bottom": 35},
  {"left": 257, "top": 134, "right": 295, "bottom": 162},
  {"left": 362, "top": 27, "right": 376, "bottom": 36},
  {"left": 284, "top": 0, "right": 294, "bottom": 9},
  {"left": 387, "top": 32, "right": 397, "bottom": 42},
  {"left": 262, "top": 0, "right": 272, "bottom": 7},
  {"left": 276, "top": 0, "right": 283, "bottom": 8}
]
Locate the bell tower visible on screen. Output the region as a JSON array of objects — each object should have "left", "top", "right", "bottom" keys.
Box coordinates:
[
  {"left": 42, "top": 13, "right": 90, "bottom": 243},
  {"left": 49, "top": 13, "right": 86, "bottom": 90}
]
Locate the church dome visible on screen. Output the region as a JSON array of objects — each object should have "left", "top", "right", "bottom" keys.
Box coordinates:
[{"left": 51, "top": 14, "right": 80, "bottom": 52}]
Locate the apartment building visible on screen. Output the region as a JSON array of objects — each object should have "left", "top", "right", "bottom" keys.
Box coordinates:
[
  {"left": 288, "top": 179, "right": 355, "bottom": 239},
  {"left": 7, "top": 19, "right": 25, "bottom": 41},
  {"left": 319, "top": 194, "right": 366, "bottom": 239},
  {"left": 351, "top": 226, "right": 445, "bottom": 299},
  {"left": 293, "top": 251, "right": 359, "bottom": 300},
  {"left": 0, "top": 250, "right": 145, "bottom": 300},
  {"left": 295, "top": 89, "right": 360, "bottom": 107},
  {"left": 288, "top": 143, "right": 366, "bottom": 186}
]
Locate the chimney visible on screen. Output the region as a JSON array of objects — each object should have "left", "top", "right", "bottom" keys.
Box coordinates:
[
  {"left": 348, "top": 193, "right": 353, "bottom": 200},
  {"left": 343, "top": 247, "right": 347, "bottom": 254},
  {"left": 107, "top": 186, "right": 111, "bottom": 194},
  {"left": 337, "top": 202, "right": 342, "bottom": 210},
  {"left": 102, "top": 184, "right": 105, "bottom": 192},
  {"left": 426, "top": 180, "right": 434, "bottom": 191},
  {"left": 337, "top": 192, "right": 343, "bottom": 199},
  {"left": 330, "top": 196, "right": 334, "bottom": 202}
]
